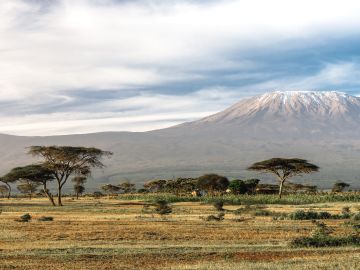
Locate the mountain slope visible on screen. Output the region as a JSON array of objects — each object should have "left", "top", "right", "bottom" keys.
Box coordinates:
[
  {"left": 174, "top": 91, "right": 360, "bottom": 137},
  {"left": 1, "top": 91, "right": 360, "bottom": 189}
]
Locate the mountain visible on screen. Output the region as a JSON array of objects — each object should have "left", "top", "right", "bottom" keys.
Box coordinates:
[
  {"left": 174, "top": 91, "right": 360, "bottom": 137},
  {"left": 1, "top": 91, "right": 360, "bottom": 190}
]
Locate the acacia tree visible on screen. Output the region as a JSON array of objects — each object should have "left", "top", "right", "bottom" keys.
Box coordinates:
[
  {"left": 72, "top": 176, "right": 87, "bottom": 199},
  {"left": 17, "top": 179, "right": 40, "bottom": 199},
  {"left": 0, "top": 185, "right": 9, "bottom": 198},
  {"left": 118, "top": 181, "right": 136, "bottom": 194},
  {"left": 101, "top": 184, "right": 120, "bottom": 196},
  {"left": 332, "top": 182, "right": 350, "bottom": 193},
  {"left": 247, "top": 158, "right": 319, "bottom": 198},
  {"left": 28, "top": 146, "right": 113, "bottom": 206},
  {"left": 143, "top": 180, "right": 167, "bottom": 193},
  {"left": 0, "top": 176, "right": 15, "bottom": 199},
  {"left": 3, "top": 165, "right": 56, "bottom": 206}
]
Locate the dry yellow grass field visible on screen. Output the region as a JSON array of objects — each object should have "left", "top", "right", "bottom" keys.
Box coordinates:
[{"left": 0, "top": 197, "right": 359, "bottom": 270}]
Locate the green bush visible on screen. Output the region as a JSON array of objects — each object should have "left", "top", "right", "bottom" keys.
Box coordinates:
[
  {"left": 288, "top": 210, "right": 352, "bottom": 220},
  {"left": 353, "top": 212, "right": 360, "bottom": 221},
  {"left": 291, "top": 220, "right": 360, "bottom": 247},
  {"left": 291, "top": 235, "right": 360, "bottom": 247}
]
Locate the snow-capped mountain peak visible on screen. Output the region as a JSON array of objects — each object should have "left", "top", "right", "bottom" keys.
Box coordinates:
[{"left": 186, "top": 91, "right": 360, "bottom": 136}]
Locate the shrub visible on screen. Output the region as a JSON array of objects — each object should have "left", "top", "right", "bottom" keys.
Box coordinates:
[
  {"left": 291, "top": 220, "right": 360, "bottom": 247},
  {"left": 287, "top": 210, "right": 351, "bottom": 220},
  {"left": 288, "top": 210, "right": 321, "bottom": 220},
  {"left": 213, "top": 200, "right": 225, "bottom": 211},
  {"left": 291, "top": 235, "right": 360, "bottom": 247},
  {"left": 203, "top": 213, "right": 225, "bottom": 221},
  {"left": 16, "top": 213, "right": 32, "bottom": 222},
  {"left": 154, "top": 200, "right": 172, "bottom": 216},
  {"left": 353, "top": 212, "right": 360, "bottom": 221},
  {"left": 37, "top": 216, "right": 54, "bottom": 222}
]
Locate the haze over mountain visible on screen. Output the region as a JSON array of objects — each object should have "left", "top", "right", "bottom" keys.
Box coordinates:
[{"left": 1, "top": 91, "right": 360, "bottom": 190}]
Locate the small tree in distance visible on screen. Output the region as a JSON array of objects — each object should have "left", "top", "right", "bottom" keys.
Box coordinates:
[
  {"left": 332, "top": 182, "right": 350, "bottom": 193},
  {"left": 72, "top": 176, "right": 87, "bottom": 199},
  {"left": 101, "top": 184, "right": 120, "bottom": 197},
  {"left": 247, "top": 158, "right": 319, "bottom": 198},
  {"left": 197, "top": 174, "right": 229, "bottom": 195},
  {"left": 17, "top": 179, "right": 40, "bottom": 199},
  {"left": 118, "top": 181, "right": 136, "bottom": 194}
]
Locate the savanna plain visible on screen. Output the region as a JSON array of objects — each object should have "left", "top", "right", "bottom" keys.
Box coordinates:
[{"left": 1, "top": 196, "right": 359, "bottom": 270}]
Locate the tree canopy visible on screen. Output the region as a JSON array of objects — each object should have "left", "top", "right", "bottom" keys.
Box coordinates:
[
  {"left": 248, "top": 158, "right": 319, "bottom": 198},
  {"left": 3, "top": 164, "right": 56, "bottom": 205},
  {"left": 197, "top": 174, "right": 229, "bottom": 195},
  {"left": 28, "top": 146, "right": 112, "bottom": 206}
]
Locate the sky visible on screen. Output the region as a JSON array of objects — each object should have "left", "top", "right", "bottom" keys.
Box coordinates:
[{"left": 2, "top": 0, "right": 360, "bottom": 136}]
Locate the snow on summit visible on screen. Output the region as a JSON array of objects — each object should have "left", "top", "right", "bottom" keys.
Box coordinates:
[{"left": 195, "top": 90, "right": 360, "bottom": 128}]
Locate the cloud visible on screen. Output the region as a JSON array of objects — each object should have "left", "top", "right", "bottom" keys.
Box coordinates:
[
  {"left": 0, "top": 87, "right": 244, "bottom": 135},
  {"left": 2, "top": 0, "right": 360, "bottom": 135}
]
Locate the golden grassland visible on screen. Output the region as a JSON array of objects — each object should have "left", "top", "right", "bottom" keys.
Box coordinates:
[{"left": 0, "top": 197, "right": 359, "bottom": 270}]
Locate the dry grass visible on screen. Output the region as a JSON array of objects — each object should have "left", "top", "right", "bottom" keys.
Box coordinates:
[{"left": 0, "top": 197, "right": 359, "bottom": 269}]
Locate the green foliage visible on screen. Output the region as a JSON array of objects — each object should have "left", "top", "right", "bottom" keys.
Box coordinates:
[
  {"left": 248, "top": 158, "right": 319, "bottom": 198},
  {"left": 229, "top": 179, "right": 260, "bottom": 194},
  {"left": 28, "top": 146, "right": 112, "bottom": 206},
  {"left": 118, "top": 181, "right": 136, "bottom": 194},
  {"left": 197, "top": 174, "right": 229, "bottom": 194},
  {"left": 287, "top": 210, "right": 353, "bottom": 220},
  {"left": 164, "top": 178, "right": 197, "bottom": 195},
  {"left": 17, "top": 179, "right": 40, "bottom": 198},
  {"left": 18, "top": 213, "right": 32, "bottom": 222},
  {"left": 119, "top": 192, "right": 360, "bottom": 205},
  {"left": 143, "top": 180, "right": 167, "bottom": 193},
  {"left": 353, "top": 212, "right": 360, "bottom": 221},
  {"left": 228, "top": 180, "right": 247, "bottom": 194},
  {"left": 332, "top": 182, "right": 350, "bottom": 192},
  {"left": 291, "top": 220, "right": 360, "bottom": 247},
  {"left": 101, "top": 184, "right": 120, "bottom": 195}
]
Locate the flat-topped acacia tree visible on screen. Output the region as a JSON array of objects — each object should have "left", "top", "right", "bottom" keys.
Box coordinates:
[
  {"left": 3, "top": 164, "right": 56, "bottom": 205},
  {"left": 28, "top": 146, "right": 113, "bottom": 206},
  {"left": 247, "top": 158, "right": 319, "bottom": 198}
]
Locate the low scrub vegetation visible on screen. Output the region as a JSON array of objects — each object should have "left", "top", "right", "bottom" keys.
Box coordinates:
[
  {"left": 118, "top": 193, "right": 360, "bottom": 205},
  {"left": 287, "top": 210, "right": 350, "bottom": 220},
  {"left": 291, "top": 220, "right": 360, "bottom": 247}
]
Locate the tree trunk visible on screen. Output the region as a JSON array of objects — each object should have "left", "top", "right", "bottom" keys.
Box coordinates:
[
  {"left": 76, "top": 193, "right": 79, "bottom": 200},
  {"left": 57, "top": 182, "right": 63, "bottom": 206},
  {"left": 278, "top": 180, "right": 285, "bottom": 198},
  {"left": 43, "top": 182, "right": 56, "bottom": 206},
  {"left": 5, "top": 182, "right": 11, "bottom": 199},
  {"left": 45, "top": 190, "right": 56, "bottom": 206}
]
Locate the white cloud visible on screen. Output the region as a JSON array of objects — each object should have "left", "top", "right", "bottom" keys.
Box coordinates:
[
  {"left": 0, "top": 87, "right": 243, "bottom": 135},
  {"left": 1, "top": 0, "right": 360, "bottom": 134}
]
